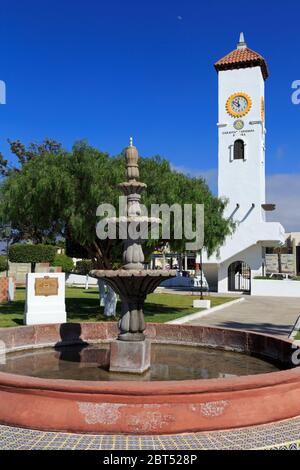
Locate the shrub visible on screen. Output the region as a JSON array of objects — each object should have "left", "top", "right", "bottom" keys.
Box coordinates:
[
  {"left": 254, "top": 275, "right": 300, "bottom": 281},
  {"left": 0, "top": 256, "right": 8, "bottom": 273},
  {"left": 52, "top": 254, "right": 74, "bottom": 273},
  {"left": 75, "top": 259, "right": 93, "bottom": 275},
  {"left": 254, "top": 276, "right": 271, "bottom": 280},
  {"left": 9, "top": 244, "right": 57, "bottom": 272}
]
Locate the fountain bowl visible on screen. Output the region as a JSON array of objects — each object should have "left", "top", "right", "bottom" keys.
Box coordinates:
[{"left": 0, "top": 322, "right": 299, "bottom": 434}]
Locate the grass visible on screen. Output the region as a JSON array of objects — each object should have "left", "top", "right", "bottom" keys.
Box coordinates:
[
  {"left": 295, "top": 331, "right": 300, "bottom": 340},
  {"left": 0, "top": 287, "right": 234, "bottom": 328}
]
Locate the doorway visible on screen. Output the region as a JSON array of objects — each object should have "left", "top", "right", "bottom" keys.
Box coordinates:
[{"left": 228, "top": 261, "right": 251, "bottom": 294}]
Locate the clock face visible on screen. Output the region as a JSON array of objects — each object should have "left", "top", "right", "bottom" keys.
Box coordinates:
[
  {"left": 231, "top": 96, "right": 248, "bottom": 113},
  {"left": 226, "top": 92, "right": 252, "bottom": 117}
]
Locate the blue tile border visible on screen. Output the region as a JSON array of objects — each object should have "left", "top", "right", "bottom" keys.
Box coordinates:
[{"left": 0, "top": 417, "right": 299, "bottom": 450}]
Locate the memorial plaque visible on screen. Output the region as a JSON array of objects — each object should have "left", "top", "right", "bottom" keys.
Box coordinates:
[
  {"left": 34, "top": 276, "right": 58, "bottom": 296},
  {"left": 265, "top": 254, "right": 279, "bottom": 274},
  {"left": 280, "top": 254, "right": 295, "bottom": 274}
]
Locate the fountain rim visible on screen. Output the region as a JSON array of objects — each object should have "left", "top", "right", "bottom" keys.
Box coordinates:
[
  {"left": 0, "top": 323, "right": 299, "bottom": 395},
  {"left": 1, "top": 322, "right": 300, "bottom": 434}
]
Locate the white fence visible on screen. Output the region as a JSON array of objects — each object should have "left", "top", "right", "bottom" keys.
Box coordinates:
[
  {"left": 65, "top": 273, "right": 98, "bottom": 286},
  {"left": 252, "top": 279, "right": 300, "bottom": 297}
]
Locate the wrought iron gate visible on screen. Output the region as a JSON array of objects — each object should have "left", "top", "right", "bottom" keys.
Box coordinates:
[{"left": 228, "top": 261, "right": 251, "bottom": 294}]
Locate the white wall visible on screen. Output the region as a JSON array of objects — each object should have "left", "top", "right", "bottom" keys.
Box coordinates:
[
  {"left": 252, "top": 279, "right": 300, "bottom": 297},
  {"left": 201, "top": 221, "right": 285, "bottom": 266},
  {"left": 202, "top": 264, "right": 218, "bottom": 291}
]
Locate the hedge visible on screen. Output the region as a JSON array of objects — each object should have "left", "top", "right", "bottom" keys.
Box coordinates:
[
  {"left": 8, "top": 244, "right": 57, "bottom": 264},
  {"left": 52, "top": 254, "right": 74, "bottom": 273},
  {"left": 0, "top": 256, "right": 8, "bottom": 273}
]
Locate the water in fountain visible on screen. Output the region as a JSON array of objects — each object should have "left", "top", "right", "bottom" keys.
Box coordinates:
[{"left": 0, "top": 343, "right": 281, "bottom": 381}]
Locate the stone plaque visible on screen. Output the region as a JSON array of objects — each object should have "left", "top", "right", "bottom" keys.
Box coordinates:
[
  {"left": 280, "top": 254, "right": 295, "bottom": 274},
  {"left": 34, "top": 276, "right": 58, "bottom": 296},
  {"left": 265, "top": 254, "right": 279, "bottom": 274}
]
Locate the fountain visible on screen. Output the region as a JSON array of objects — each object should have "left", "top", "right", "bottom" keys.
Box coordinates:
[
  {"left": 89, "top": 139, "right": 176, "bottom": 373},
  {"left": 0, "top": 140, "right": 299, "bottom": 434}
]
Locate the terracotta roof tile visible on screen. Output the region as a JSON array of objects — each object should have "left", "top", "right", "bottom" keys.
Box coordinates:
[{"left": 215, "top": 47, "right": 269, "bottom": 80}]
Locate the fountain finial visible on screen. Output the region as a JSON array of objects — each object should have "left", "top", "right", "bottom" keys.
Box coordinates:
[{"left": 125, "top": 138, "right": 139, "bottom": 181}]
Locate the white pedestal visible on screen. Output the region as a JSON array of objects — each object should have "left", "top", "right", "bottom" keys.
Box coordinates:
[
  {"left": 193, "top": 299, "right": 211, "bottom": 309},
  {"left": 24, "top": 273, "right": 67, "bottom": 325}
]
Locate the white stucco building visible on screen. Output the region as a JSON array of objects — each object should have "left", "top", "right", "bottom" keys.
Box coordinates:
[{"left": 199, "top": 33, "right": 285, "bottom": 293}]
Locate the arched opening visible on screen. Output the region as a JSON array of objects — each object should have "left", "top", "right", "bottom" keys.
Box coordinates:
[
  {"left": 228, "top": 261, "right": 251, "bottom": 293},
  {"left": 234, "top": 139, "right": 245, "bottom": 160}
]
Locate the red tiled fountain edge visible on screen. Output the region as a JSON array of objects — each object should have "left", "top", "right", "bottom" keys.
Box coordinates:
[{"left": 0, "top": 322, "right": 299, "bottom": 434}]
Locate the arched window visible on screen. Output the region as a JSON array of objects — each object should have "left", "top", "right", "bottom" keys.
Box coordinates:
[{"left": 234, "top": 139, "right": 245, "bottom": 160}]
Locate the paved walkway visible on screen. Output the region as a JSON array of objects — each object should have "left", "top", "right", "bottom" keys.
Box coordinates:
[
  {"left": 188, "top": 296, "right": 300, "bottom": 336},
  {"left": 0, "top": 417, "right": 299, "bottom": 450}
]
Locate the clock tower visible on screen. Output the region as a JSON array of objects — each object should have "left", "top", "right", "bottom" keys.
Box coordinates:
[
  {"left": 200, "top": 33, "right": 285, "bottom": 294},
  {"left": 215, "top": 33, "right": 268, "bottom": 224}
]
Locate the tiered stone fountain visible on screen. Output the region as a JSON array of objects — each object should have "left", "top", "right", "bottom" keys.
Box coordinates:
[{"left": 90, "top": 139, "right": 176, "bottom": 373}]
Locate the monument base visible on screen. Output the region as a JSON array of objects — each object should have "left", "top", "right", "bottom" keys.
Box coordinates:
[
  {"left": 109, "top": 339, "right": 151, "bottom": 374},
  {"left": 24, "top": 273, "right": 66, "bottom": 326}
]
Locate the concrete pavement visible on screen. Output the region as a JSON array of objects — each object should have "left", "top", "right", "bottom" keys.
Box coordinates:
[{"left": 187, "top": 295, "right": 300, "bottom": 336}]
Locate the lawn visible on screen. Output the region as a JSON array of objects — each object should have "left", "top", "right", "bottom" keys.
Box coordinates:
[
  {"left": 0, "top": 287, "right": 234, "bottom": 328},
  {"left": 295, "top": 331, "right": 300, "bottom": 340}
]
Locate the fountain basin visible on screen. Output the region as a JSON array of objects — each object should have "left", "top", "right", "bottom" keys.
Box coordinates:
[{"left": 0, "top": 322, "right": 299, "bottom": 434}]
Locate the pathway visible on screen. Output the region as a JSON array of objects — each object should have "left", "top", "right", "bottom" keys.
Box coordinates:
[{"left": 188, "top": 296, "right": 300, "bottom": 336}]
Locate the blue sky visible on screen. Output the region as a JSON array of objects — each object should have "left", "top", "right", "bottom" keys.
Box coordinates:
[{"left": 1, "top": 0, "right": 300, "bottom": 229}]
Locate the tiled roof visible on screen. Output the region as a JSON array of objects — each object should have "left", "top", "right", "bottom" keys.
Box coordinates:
[{"left": 215, "top": 47, "right": 269, "bottom": 80}]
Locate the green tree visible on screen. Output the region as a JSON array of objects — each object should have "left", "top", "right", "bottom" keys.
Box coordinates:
[
  {"left": 0, "top": 139, "right": 69, "bottom": 243},
  {"left": 0, "top": 140, "right": 233, "bottom": 268},
  {"left": 51, "top": 254, "right": 74, "bottom": 273}
]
